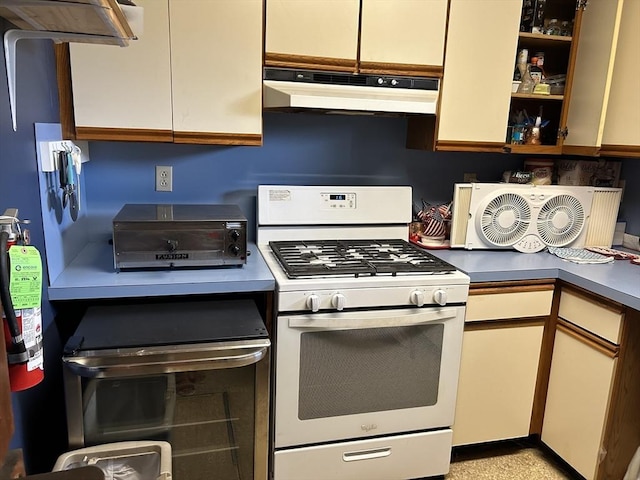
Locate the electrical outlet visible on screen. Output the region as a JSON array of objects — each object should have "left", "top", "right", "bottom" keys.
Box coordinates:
[{"left": 155, "top": 166, "right": 172, "bottom": 192}]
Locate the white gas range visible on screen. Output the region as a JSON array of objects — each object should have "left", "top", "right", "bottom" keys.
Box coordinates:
[{"left": 257, "top": 185, "right": 470, "bottom": 480}]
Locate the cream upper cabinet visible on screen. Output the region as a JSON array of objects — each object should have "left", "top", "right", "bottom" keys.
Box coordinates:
[
  {"left": 359, "top": 0, "right": 447, "bottom": 73},
  {"left": 436, "top": 0, "right": 522, "bottom": 149},
  {"left": 65, "top": 0, "right": 262, "bottom": 144},
  {"left": 69, "top": 0, "right": 173, "bottom": 135},
  {"left": 169, "top": 0, "right": 263, "bottom": 144},
  {"left": 265, "top": 0, "right": 360, "bottom": 70},
  {"left": 265, "top": 0, "right": 447, "bottom": 75},
  {"left": 600, "top": 0, "right": 640, "bottom": 157},
  {"left": 562, "top": 0, "right": 624, "bottom": 154}
]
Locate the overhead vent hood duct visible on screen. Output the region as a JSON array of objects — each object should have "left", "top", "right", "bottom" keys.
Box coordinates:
[{"left": 263, "top": 68, "right": 439, "bottom": 116}]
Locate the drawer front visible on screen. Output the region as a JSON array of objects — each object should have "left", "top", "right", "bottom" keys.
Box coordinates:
[
  {"left": 559, "top": 290, "right": 623, "bottom": 344},
  {"left": 466, "top": 289, "right": 553, "bottom": 322},
  {"left": 273, "top": 430, "right": 452, "bottom": 480}
]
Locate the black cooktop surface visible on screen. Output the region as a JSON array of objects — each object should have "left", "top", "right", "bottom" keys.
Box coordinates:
[{"left": 269, "top": 239, "right": 457, "bottom": 278}]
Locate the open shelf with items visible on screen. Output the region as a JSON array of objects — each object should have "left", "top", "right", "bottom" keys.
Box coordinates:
[{"left": 505, "top": 0, "right": 582, "bottom": 153}]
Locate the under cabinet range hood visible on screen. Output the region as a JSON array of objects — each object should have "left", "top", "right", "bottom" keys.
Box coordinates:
[{"left": 263, "top": 68, "right": 439, "bottom": 115}]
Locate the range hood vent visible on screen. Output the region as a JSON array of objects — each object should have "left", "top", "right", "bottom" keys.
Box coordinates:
[{"left": 263, "top": 68, "right": 439, "bottom": 116}]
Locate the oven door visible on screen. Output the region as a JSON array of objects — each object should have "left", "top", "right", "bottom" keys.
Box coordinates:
[{"left": 274, "top": 306, "right": 465, "bottom": 448}]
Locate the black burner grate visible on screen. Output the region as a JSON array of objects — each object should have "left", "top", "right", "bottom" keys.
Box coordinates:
[{"left": 269, "top": 239, "right": 457, "bottom": 278}]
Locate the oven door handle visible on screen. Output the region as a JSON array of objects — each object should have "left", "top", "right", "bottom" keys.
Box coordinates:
[
  {"left": 288, "top": 307, "right": 459, "bottom": 329},
  {"left": 63, "top": 340, "right": 270, "bottom": 378}
]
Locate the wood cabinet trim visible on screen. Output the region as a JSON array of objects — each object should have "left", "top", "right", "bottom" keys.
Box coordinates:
[
  {"left": 599, "top": 144, "right": 640, "bottom": 158},
  {"left": 530, "top": 285, "right": 562, "bottom": 435},
  {"left": 173, "top": 132, "right": 262, "bottom": 146},
  {"left": 556, "top": 320, "right": 618, "bottom": 358},
  {"left": 359, "top": 62, "right": 443, "bottom": 78},
  {"left": 435, "top": 140, "right": 506, "bottom": 153},
  {"left": 54, "top": 43, "right": 77, "bottom": 141},
  {"left": 265, "top": 53, "right": 356, "bottom": 72},
  {"left": 464, "top": 317, "right": 545, "bottom": 332},
  {"left": 470, "top": 282, "right": 556, "bottom": 296},
  {"left": 75, "top": 127, "right": 174, "bottom": 143},
  {"left": 561, "top": 145, "right": 600, "bottom": 157},
  {"left": 598, "top": 308, "right": 640, "bottom": 480}
]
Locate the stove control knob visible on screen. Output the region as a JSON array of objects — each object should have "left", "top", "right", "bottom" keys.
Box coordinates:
[
  {"left": 433, "top": 289, "right": 448, "bottom": 306},
  {"left": 229, "top": 230, "right": 241, "bottom": 241},
  {"left": 332, "top": 293, "right": 346, "bottom": 311},
  {"left": 307, "top": 294, "right": 320, "bottom": 313},
  {"left": 411, "top": 290, "right": 425, "bottom": 307}
]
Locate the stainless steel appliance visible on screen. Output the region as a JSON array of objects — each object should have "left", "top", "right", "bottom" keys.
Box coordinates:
[
  {"left": 112, "top": 204, "right": 248, "bottom": 270},
  {"left": 256, "top": 185, "right": 470, "bottom": 480},
  {"left": 62, "top": 299, "right": 270, "bottom": 480}
]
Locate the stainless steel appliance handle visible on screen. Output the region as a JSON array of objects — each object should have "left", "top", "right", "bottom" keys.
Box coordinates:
[
  {"left": 288, "top": 307, "right": 458, "bottom": 330},
  {"left": 63, "top": 340, "right": 270, "bottom": 378}
]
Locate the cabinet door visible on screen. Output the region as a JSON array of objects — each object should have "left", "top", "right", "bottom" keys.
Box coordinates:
[
  {"left": 453, "top": 323, "right": 544, "bottom": 446},
  {"left": 436, "top": 0, "right": 522, "bottom": 149},
  {"left": 562, "top": 0, "right": 624, "bottom": 154},
  {"left": 69, "top": 0, "right": 173, "bottom": 140},
  {"left": 600, "top": 0, "right": 640, "bottom": 157},
  {"left": 265, "top": 0, "right": 359, "bottom": 71},
  {"left": 169, "top": 0, "right": 263, "bottom": 144},
  {"left": 542, "top": 327, "right": 616, "bottom": 480},
  {"left": 359, "top": 0, "right": 447, "bottom": 76}
]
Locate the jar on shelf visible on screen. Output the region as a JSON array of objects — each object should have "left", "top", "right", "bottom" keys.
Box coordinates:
[{"left": 560, "top": 20, "right": 572, "bottom": 36}]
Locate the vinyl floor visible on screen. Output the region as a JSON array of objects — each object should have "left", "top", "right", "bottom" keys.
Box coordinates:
[{"left": 445, "top": 442, "right": 581, "bottom": 480}]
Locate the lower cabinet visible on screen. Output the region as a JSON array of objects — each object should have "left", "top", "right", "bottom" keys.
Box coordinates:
[
  {"left": 453, "top": 322, "right": 544, "bottom": 446},
  {"left": 541, "top": 326, "right": 616, "bottom": 480},
  {"left": 541, "top": 285, "right": 640, "bottom": 480},
  {"left": 453, "top": 281, "right": 554, "bottom": 446}
]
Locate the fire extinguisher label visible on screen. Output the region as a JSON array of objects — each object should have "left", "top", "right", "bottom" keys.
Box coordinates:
[
  {"left": 8, "top": 246, "right": 42, "bottom": 310},
  {"left": 19, "top": 307, "right": 43, "bottom": 372}
]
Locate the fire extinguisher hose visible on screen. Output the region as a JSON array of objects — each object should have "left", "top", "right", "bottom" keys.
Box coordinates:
[{"left": 0, "top": 230, "right": 29, "bottom": 365}]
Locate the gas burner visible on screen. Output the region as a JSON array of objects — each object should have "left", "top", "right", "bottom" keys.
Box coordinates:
[{"left": 269, "top": 239, "right": 457, "bottom": 278}]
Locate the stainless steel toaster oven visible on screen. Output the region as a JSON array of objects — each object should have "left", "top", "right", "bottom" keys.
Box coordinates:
[{"left": 112, "top": 204, "right": 248, "bottom": 270}]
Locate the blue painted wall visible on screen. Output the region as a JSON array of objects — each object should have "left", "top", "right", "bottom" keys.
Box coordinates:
[
  {"left": 1, "top": 20, "right": 67, "bottom": 473},
  {"left": 1, "top": 18, "right": 639, "bottom": 475},
  {"left": 81, "top": 113, "right": 527, "bottom": 243}
]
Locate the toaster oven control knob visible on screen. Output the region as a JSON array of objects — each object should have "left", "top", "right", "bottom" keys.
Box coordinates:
[
  {"left": 332, "top": 293, "right": 346, "bottom": 311},
  {"left": 229, "top": 230, "right": 241, "bottom": 241},
  {"left": 307, "top": 294, "right": 320, "bottom": 313},
  {"left": 167, "top": 239, "right": 178, "bottom": 252},
  {"left": 433, "top": 289, "right": 448, "bottom": 306},
  {"left": 411, "top": 290, "right": 425, "bottom": 307},
  {"left": 228, "top": 244, "right": 241, "bottom": 256}
]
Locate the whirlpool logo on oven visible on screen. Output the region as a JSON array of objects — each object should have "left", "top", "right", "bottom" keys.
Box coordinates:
[{"left": 361, "top": 423, "right": 378, "bottom": 432}]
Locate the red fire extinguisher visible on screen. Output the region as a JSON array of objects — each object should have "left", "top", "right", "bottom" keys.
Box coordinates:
[{"left": 0, "top": 209, "right": 44, "bottom": 391}]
